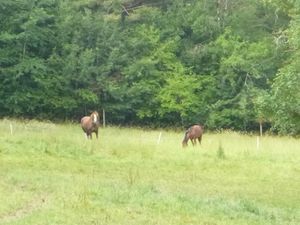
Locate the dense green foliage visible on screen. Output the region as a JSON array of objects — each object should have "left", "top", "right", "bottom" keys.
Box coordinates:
[{"left": 0, "top": 0, "right": 299, "bottom": 134}]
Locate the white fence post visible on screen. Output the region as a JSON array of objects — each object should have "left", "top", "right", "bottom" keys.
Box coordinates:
[
  {"left": 102, "top": 109, "right": 106, "bottom": 128},
  {"left": 256, "top": 136, "right": 260, "bottom": 150},
  {"left": 157, "top": 132, "right": 162, "bottom": 145},
  {"left": 10, "top": 123, "right": 13, "bottom": 135}
]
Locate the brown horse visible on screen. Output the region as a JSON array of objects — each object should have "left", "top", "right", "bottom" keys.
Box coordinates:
[
  {"left": 182, "top": 124, "right": 204, "bottom": 147},
  {"left": 81, "top": 111, "right": 100, "bottom": 139}
]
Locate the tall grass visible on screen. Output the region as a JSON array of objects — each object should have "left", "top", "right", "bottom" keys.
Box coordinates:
[{"left": 0, "top": 119, "right": 299, "bottom": 225}]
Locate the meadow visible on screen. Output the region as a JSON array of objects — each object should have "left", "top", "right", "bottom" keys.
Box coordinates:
[{"left": 0, "top": 119, "right": 299, "bottom": 225}]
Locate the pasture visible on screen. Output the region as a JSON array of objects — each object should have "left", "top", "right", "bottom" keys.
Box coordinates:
[{"left": 0, "top": 119, "right": 299, "bottom": 225}]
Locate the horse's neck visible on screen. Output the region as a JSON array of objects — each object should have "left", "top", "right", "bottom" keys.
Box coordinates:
[{"left": 183, "top": 132, "right": 190, "bottom": 142}]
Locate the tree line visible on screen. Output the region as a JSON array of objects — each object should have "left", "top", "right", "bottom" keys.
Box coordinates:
[{"left": 0, "top": 0, "right": 299, "bottom": 135}]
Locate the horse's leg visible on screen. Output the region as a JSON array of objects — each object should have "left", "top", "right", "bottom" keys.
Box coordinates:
[
  {"left": 87, "top": 132, "right": 92, "bottom": 139},
  {"left": 95, "top": 131, "right": 98, "bottom": 139},
  {"left": 85, "top": 131, "right": 90, "bottom": 139},
  {"left": 191, "top": 139, "right": 196, "bottom": 146},
  {"left": 198, "top": 136, "right": 202, "bottom": 145}
]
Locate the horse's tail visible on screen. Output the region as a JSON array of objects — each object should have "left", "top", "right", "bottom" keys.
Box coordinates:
[{"left": 182, "top": 129, "right": 190, "bottom": 147}]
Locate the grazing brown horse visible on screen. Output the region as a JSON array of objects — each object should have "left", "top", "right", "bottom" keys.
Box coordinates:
[
  {"left": 182, "top": 124, "right": 204, "bottom": 147},
  {"left": 81, "top": 111, "right": 100, "bottom": 139}
]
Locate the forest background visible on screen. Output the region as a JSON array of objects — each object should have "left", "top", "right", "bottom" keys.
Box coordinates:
[{"left": 0, "top": 0, "right": 299, "bottom": 135}]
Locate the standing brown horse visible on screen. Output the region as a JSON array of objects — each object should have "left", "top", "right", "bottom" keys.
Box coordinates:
[
  {"left": 81, "top": 111, "right": 100, "bottom": 139},
  {"left": 182, "top": 124, "right": 204, "bottom": 147}
]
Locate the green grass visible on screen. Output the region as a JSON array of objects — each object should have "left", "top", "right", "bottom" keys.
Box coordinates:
[{"left": 0, "top": 119, "right": 299, "bottom": 225}]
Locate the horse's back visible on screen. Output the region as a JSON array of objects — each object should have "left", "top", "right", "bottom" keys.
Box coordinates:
[
  {"left": 81, "top": 116, "right": 89, "bottom": 124},
  {"left": 190, "top": 124, "right": 204, "bottom": 137},
  {"left": 81, "top": 116, "right": 90, "bottom": 130}
]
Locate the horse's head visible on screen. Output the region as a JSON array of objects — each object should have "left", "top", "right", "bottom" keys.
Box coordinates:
[
  {"left": 182, "top": 141, "right": 188, "bottom": 148},
  {"left": 91, "top": 111, "right": 99, "bottom": 124}
]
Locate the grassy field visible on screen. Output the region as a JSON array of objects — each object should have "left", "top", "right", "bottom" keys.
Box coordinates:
[{"left": 0, "top": 119, "right": 299, "bottom": 225}]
